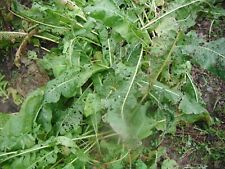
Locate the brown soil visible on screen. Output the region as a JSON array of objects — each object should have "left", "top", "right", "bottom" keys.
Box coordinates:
[
  {"left": 0, "top": 45, "right": 19, "bottom": 113},
  {"left": 192, "top": 66, "right": 225, "bottom": 119},
  {"left": 0, "top": 41, "right": 49, "bottom": 113},
  {"left": 14, "top": 58, "right": 49, "bottom": 97}
]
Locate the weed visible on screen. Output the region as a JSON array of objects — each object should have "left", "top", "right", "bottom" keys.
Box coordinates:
[{"left": 0, "top": 0, "right": 224, "bottom": 168}]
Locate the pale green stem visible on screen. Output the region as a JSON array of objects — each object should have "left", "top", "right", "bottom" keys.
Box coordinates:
[
  {"left": 9, "top": 9, "right": 68, "bottom": 30},
  {"left": 121, "top": 47, "right": 143, "bottom": 120},
  {"left": 142, "top": 0, "right": 201, "bottom": 29},
  {"left": 153, "top": 32, "right": 180, "bottom": 82},
  {"left": 186, "top": 73, "right": 199, "bottom": 103},
  {"left": 107, "top": 39, "right": 113, "bottom": 67},
  {"left": 0, "top": 31, "right": 58, "bottom": 43}
]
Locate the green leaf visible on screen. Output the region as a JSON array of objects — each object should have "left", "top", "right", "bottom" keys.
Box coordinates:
[
  {"left": 63, "top": 163, "right": 75, "bottom": 169},
  {"left": 161, "top": 159, "right": 178, "bottom": 169},
  {"left": 37, "top": 104, "right": 53, "bottom": 133},
  {"left": 178, "top": 96, "right": 212, "bottom": 124},
  {"left": 151, "top": 82, "right": 211, "bottom": 125},
  {"left": 135, "top": 159, "right": 148, "bottom": 169},
  {"left": 179, "top": 96, "right": 207, "bottom": 115},
  {"left": 39, "top": 52, "right": 69, "bottom": 77},
  {"left": 55, "top": 108, "right": 82, "bottom": 136},
  {"left": 105, "top": 81, "right": 156, "bottom": 145},
  {"left": 0, "top": 113, "right": 13, "bottom": 129},
  {"left": 182, "top": 33, "right": 225, "bottom": 79},
  {"left": 1, "top": 89, "right": 44, "bottom": 136},
  {"left": 167, "top": 0, "right": 200, "bottom": 31},
  {"left": 100, "top": 140, "right": 124, "bottom": 162},
  {"left": 85, "top": 0, "right": 147, "bottom": 43},
  {"left": 57, "top": 136, "right": 76, "bottom": 147},
  {"left": 0, "top": 89, "right": 44, "bottom": 150},
  {"left": 153, "top": 82, "right": 182, "bottom": 104},
  {"left": 150, "top": 17, "right": 178, "bottom": 58},
  {"left": 84, "top": 93, "right": 101, "bottom": 117},
  {"left": 155, "top": 17, "right": 178, "bottom": 36},
  {"left": 1, "top": 0, "right": 221, "bottom": 167},
  {"left": 44, "top": 65, "right": 106, "bottom": 103}
]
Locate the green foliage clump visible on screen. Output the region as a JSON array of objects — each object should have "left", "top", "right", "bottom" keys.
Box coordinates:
[{"left": 0, "top": 0, "right": 224, "bottom": 168}]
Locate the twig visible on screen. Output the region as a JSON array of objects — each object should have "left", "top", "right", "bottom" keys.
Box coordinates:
[
  {"left": 209, "top": 19, "right": 214, "bottom": 38},
  {"left": 15, "top": 29, "right": 37, "bottom": 67}
]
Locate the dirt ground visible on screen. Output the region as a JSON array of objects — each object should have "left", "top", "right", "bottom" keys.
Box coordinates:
[{"left": 0, "top": 42, "right": 49, "bottom": 112}]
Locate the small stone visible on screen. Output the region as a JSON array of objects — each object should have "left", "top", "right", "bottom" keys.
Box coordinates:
[{"left": 207, "top": 87, "right": 213, "bottom": 93}]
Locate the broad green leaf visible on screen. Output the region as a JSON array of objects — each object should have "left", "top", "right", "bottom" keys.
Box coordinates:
[
  {"left": 56, "top": 109, "right": 82, "bottom": 136},
  {"left": 39, "top": 52, "right": 69, "bottom": 77},
  {"left": 155, "top": 17, "right": 178, "bottom": 36},
  {"left": 0, "top": 113, "right": 14, "bottom": 129},
  {"left": 161, "top": 159, "right": 178, "bottom": 169},
  {"left": 84, "top": 93, "right": 101, "bottom": 117},
  {"left": 135, "top": 159, "right": 148, "bottom": 169},
  {"left": 85, "top": 0, "right": 147, "bottom": 43},
  {"left": 179, "top": 96, "right": 207, "bottom": 115},
  {"left": 0, "top": 89, "right": 44, "bottom": 150},
  {"left": 150, "top": 17, "right": 178, "bottom": 59},
  {"left": 63, "top": 163, "right": 75, "bottom": 169},
  {"left": 1, "top": 0, "right": 221, "bottom": 167},
  {"left": 182, "top": 34, "right": 225, "bottom": 80},
  {"left": 110, "top": 161, "right": 124, "bottom": 169},
  {"left": 44, "top": 65, "right": 106, "bottom": 103},
  {"left": 178, "top": 96, "right": 212, "bottom": 124},
  {"left": 151, "top": 82, "right": 211, "bottom": 125},
  {"left": 57, "top": 136, "right": 76, "bottom": 147},
  {"left": 105, "top": 80, "right": 156, "bottom": 144},
  {"left": 153, "top": 82, "right": 182, "bottom": 104},
  {"left": 37, "top": 104, "right": 53, "bottom": 133},
  {"left": 9, "top": 156, "right": 33, "bottom": 169},
  {"left": 1, "top": 89, "right": 44, "bottom": 136},
  {"left": 100, "top": 140, "right": 125, "bottom": 162},
  {"left": 167, "top": 0, "right": 200, "bottom": 31}
]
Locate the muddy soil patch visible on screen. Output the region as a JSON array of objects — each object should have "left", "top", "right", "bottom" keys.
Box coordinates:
[{"left": 0, "top": 45, "right": 49, "bottom": 113}]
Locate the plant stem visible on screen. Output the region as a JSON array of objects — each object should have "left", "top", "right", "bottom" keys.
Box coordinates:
[
  {"left": 186, "top": 73, "right": 199, "bottom": 102},
  {"left": 142, "top": 0, "right": 201, "bottom": 29},
  {"left": 9, "top": 9, "right": 69, "bottom": 30},
  {"left": 121, "top": 47, "right": 143, "bottom": 120},
  {"left": 154, "top": 32, "right": 180, "bottom": 82},
  {"left": 140, "top": 32, "right": 180, "bottom": 103},
  {"left": 0, "top": 31, "right": 58, "bottom": 43},
  {"left": 0, "top": 145, "right": 51, "bottom": 163}
]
